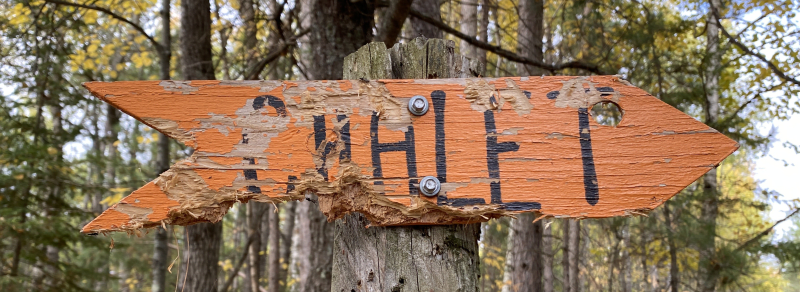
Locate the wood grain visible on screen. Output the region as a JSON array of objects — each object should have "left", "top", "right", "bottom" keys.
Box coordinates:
[{"left": 81, "top": 76, "right": 738, "bottom": 233}]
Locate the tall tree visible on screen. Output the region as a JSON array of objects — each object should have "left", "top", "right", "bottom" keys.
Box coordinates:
[
  {"left": 502, "top": 215, "right": 542, "bottom": 291},
  {"left": 699, "top": 0, "right": 723, "bottom": 290},
  {"left": 460, "top": 0, "right": 478, "bottom": 59},
  {"left": 179, "top": 0, "right": 222, "bottom": 291},
  {"left": 542, "top": 219, "right": 554, "bottom": 292},
  {"left": 517, "top": 0, "right": 544, "bottom": 76},
  {"left": 568, "top": 219, "right": 580, "bottom": 292}
]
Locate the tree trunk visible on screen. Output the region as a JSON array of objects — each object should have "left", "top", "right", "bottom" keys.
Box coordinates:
[
  {"left": 502, "top": 214, "right": 542, "bottom": 292},
  {"left": 664, "top": 202, "right": 679, "bottom": 292},
  {"left": 477, "top": 0, "right": 489, "bottom": 67},
  {"left": 409, "top": 0, "right": 443, "bottom": 38},
  {"left": 151, "top": 1, "right": 171, "bottom": 291},
  {"left": 248, "top": 203, "right": 264, "bottom": 292},
  {"left": 561, "top": 220, "right": 569, "bottom": 290},
  {"left": 268, "top": 205, "right": 281, "bottom": 292},
  {"left": 543, "top": 218, "right": 554, "bottom": 292},
  {"left": 700, "top": 0, "right": 722, "bottom": 291},
  {"left": 460, "top": 0, "right": 478, "bottom": 59},
  {"left": 621, "top": 222, "right": 632, "bottom": 292},
  {"left": 279, "top": 201, "right": 296, "bottom": 291},
  {"left": 517, "top": 0, "right": 545, "bottom": 76},
  {"left": 239, "top": 0, "right": 258, "bottom": 74},
  {"left": 333, "top": 38, "right": 483, "bottom": 292},
  {"left": 180, "top": 0, "right": 222, "bottom": 291},
  {"left": 293, "top": 200, "right": 334, "bottom": 292},
  {"left": 568, "top": 219, "right": 580, "bottom": 292},
  {"left": 375, "top": 0, "right": 414, "bottom": 48}
]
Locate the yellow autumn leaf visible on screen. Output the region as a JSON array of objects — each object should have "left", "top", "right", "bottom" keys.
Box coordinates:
[
  {"left": 136, "top": 136, "right": 145, "bottom": 143},
  {"left": 14, "top": 174, "right": 24, "bottom": 180},
  {"left": 83, "top": 10, "right": 98, "bottom": 24},
  {"left": 116, "top": 63, "right": 124, "bottom": 71},
  {"left": 87, "top": 44, "right": 99, "bottom": 55},
  {"left": 100, "top": 193, "right": 123, "bottom": 205},
  {"left": 134, "top": 35, "right": 146, "bottom": 44},
  {"left": 109, "top": 71, "right": 118, "bottom": 79},
  {"left": 109, "top": 187, "right": 131, "bottom": 195},
  {"left": 151, "top": 133, "right": 159, "bottom": 141},
  {"left": 47, "top": 147, "right": 58, "bottom": 155},
  {"left": 103, "top": 44, "right": 116, "bottom": 55},
  {"left": 83, "top": 59, "right": 96, "bottom": 71}
]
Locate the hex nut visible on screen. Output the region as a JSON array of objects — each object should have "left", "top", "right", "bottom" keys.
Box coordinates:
[
  {"left": 419, "top": 176, "right": 441, "bottom": 197},
  {"left": 408, "top": 95, "right": 429, "bottom": 116}
]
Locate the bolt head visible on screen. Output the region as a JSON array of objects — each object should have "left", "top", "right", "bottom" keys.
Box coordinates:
[
  {"left": 412, "top": 99, "right": 425, "bottom": 110},
  {"left": 419, "top": 176, "right": 440, "bottom": 197},
  {"left": 408, "top": 95, "right": 429, "bottom": 116}
]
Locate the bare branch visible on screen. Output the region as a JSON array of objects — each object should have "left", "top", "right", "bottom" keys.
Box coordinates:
[
  {"left": 408, "top": 8, "right": 607, "bottom": 74},
  {"left": 43, "top": 0, "right": 163, "bottom": 51},
  {"left": 735, "top": 208, "right": 800, "bottom": 252},
  {"left": 708, "top": 2, "right": 800, "bottom": 87},
  {"left": 244, "top": 28, "right": 311, "bottom": 80}
]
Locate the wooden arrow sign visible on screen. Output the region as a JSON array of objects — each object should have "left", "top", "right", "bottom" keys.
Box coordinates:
[{"left": 81, "top": 76, "right": 737, "bottom": 233}]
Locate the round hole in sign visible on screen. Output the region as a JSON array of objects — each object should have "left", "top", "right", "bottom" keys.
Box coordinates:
[{"left": 590, "top": 101, "right": 623, "bottom": 127}]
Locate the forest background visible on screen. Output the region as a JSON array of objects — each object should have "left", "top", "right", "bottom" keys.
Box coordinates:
[{"left": 1, "top": 0, "right": 800, "bottom": 291}]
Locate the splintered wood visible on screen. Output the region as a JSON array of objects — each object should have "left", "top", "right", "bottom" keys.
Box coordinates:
[{"left": 81, "top": 76, "right": 738, "bottom": 233}]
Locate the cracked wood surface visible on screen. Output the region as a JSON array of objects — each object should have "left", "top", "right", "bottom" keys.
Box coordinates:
[{"left": 81, "top": 75, "right": 738, "bottom": 233}]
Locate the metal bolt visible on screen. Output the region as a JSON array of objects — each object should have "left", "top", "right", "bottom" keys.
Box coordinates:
[
  {"left": 419, "top": 176, "right": 441, "bottom": 197},
  {"left": 408, "top": 95, "right": 429, "bottom": 116}
]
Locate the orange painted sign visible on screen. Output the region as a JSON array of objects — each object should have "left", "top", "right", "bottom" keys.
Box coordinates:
[{"left": 81, "top": 76, "right": 737, "bottom": 233}]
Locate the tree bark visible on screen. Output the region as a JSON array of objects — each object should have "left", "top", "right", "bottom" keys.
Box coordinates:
[
  {"left": 308, "top": 0, "right": 374, "bottom": 80},
  {"left": 409, "top": 0, "right": 443, "bottom": 38},
  {"left": 333, "top": 38, "right": 483, "bottom": 292},
  {"left": 621, "top": 221, "right": 632, "bottom": 292},
  {"left": 180, "top": 0, "right": 222, "bottom": 291},
  {"left": 700, "top": 0, "right": 722, "bottom": 290},
  {"left": 239, "top": 0, "right": 258, "bottom": 75},
  {"left": 248, "top": 203, "right": 264, "bottom": 292},
  {"left": 502, "top": 213, "right": 542, "bottom": 292},
  {"left": 279, "top": 201, "right": 296, "bottom": 290},
  {"left": 460, "top": 0, "right": 478, "bottom": 59},
  {"left": 517, "top": 0, "right": 544, "bottom": 76},
  {"left": 375, "top": 0, "right": 414, "bottom": 48},
  {"left": 561, "top": 220, "right": 569, "bottom": 290},
  {"left": 293, "top": 199, "right": 334, "bottom": 292},
  {"left": 477, "top": 0, "right": 489, "bottom": 67},
  {"left": 268, "top": 205, "right": 281, "bottom": 292},
  {"left": 664, "top": 202, "right": 679, "bottom": 292},
  {"left": 543, "top": 218, "right": 554, "bottom": 292},
  {"left": 568, "top": 219, "right": 580, "bottom": 292}
]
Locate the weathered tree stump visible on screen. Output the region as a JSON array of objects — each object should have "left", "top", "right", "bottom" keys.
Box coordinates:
[{"left": 331, "top": 38, "right": 484, "bottom": 292}]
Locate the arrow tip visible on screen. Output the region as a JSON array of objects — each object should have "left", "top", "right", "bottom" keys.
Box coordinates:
[{"left": 81, "top": 181, "right": 179, "bottom": 234}]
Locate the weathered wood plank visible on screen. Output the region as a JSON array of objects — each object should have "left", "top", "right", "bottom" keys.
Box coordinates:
[{"left": 80, "top": 75, "right": 737, "bottom": 233}]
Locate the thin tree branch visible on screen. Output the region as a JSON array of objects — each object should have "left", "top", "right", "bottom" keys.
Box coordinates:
[
  {"left": 408, "top": 8, "right": 606, "bottom": 74},
  {"left": 43, "top": 0, "right": 163, "bottom": 51},
  {"left": 735, "top": 208, "right": 800, "bottom": 252},
  {"left": 244, "top": 28, "right": 310, "bottom": 80},
  {"left": 708, "top": 2, "right": 800, "bottom": 87},
  {"left": 220, "top": 224, "right": 259, "bottom": 292}
]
